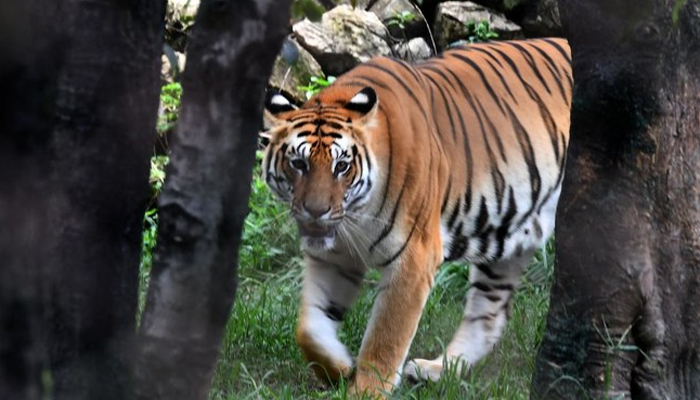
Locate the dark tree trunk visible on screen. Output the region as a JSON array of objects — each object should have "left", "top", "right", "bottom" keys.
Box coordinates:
[
  {"left": 46, "top": 2, "right": 164, "bottom": 399},
  {"left": 134, "top": 1, "right": 292, "bottom": 399},
  {"left": 533, "top": 0, "right": 700, "bottom": 399},
  {"left": 0, "top": 1, "right": 62, "bottom": 398},
  {"left": 1, "top": 0, "right": 163, "bottom": 399}
]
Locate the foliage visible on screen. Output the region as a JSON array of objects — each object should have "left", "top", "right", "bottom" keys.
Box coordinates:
[
  {"left": 672, "top": 0, "right": 698, "bottom": 23},
  {"left": 466, "top": 20, "right": 499, "bottom": 43},
  {"left": 157, "top": 82, "right": 183, "bottom": 134},
  {"left": 139, "top": 155, "right": 170, "bottom": 316},
  {"left": 386, "top": 10, "right": 417, "bottom": 31},
  {"left": 291, "top": 0, "right": 326, "bottom": 22},
  {"left": 299, "top": 75, "right": 336, "bottom": 100}
]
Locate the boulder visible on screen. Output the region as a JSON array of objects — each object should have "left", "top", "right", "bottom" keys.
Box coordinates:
[
  {"left": 434, "top": 1, "right": 522, "bottom": 49},
  {"left": 161, "top": 50, "right": 186, "bottom": 83},
  {"left": 368, "top": 0, "right": 426, "bottom": 40},
  {"left": 293, "top": 5, "right": 391, "bottom": 76},
  {"left": 470, "top": 0, "right": 562, "bottom": 37},
  {"left": 519, "top": 0, "right": 562, "bottom": 37},
  {"left": 165, "top": 0, "right": 200, "bottom": 51},
  {"left": 268, "top": 37, "right": 324, "bottom": 105},
  {"left": 393, "top": 37, "right": 433, "bottom": 61}
]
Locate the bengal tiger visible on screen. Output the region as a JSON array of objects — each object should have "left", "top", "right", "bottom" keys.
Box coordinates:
[{"left": 260, "top": 38, "right": 572, "bottom": 396}]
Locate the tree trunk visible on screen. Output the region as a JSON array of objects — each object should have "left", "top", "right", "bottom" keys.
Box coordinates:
[
  {"left": 533, "top": 0, "right": 700, "bottom": 399},
  {"left": 134, "top": 1, "right": 292, "bottom": 399},
  {"left": 0, "top": 1, "right": 61, "bottom": 398},
  {"left": 1, "top": 0, "right": 163, "bottom": 399}
]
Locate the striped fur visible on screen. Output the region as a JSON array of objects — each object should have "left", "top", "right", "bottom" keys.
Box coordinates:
[{"left": 261, "top": 38, "right": 572, "bottom": 396}]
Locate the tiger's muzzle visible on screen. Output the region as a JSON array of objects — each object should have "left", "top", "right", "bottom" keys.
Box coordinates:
[{"left": 292, "top": 203, "right": 343, "bottom": 248}]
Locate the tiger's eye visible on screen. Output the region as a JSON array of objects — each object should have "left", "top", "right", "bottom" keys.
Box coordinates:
[
  {"left": 290, "top": 159, "right": 307, "bottom": 172},
  {"left": 335, "top": 161, "right": 350, "bottom": 174}
]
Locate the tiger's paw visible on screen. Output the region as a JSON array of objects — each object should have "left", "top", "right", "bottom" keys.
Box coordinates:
[
  {"left": 348, "top": 372, "right": 395, "bottom": 399},
  {"left": 403, "top": 358, "right": 444, "bottom": 382},
  {"left": 297, "top": 328, "right": 354, "bottom": 383}
]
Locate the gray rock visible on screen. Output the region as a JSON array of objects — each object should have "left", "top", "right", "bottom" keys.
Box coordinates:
[
  {"left": 393, "top": 37, "right": 433, "bottom": 61},
  {"left": 161, "top": 50, "right": 186, "bottom": 83},
  {"left": 370, "top": 0, "right": 427, "bottom": 41},
  {"left": 165, "top": 0, "right": 199, "bottom": 51},
  {"left": 268, "top": 37, "right": 324, "bottom": 105},
  {"left": 293, "top": 5, "right": 391, "bottom": 76},
  {"left": 520, "top": 0, "right": 562, "bottom": 37},
  {"left": 435, "top": 1, "right": 523, "bottom": 49}
]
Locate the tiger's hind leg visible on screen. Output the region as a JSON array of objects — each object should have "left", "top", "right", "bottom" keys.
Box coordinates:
[
  {"left": 297, "top": 254, "right": 366, "bottom": 383},
  {"left": 403, "top": 250, "right": 534, "bottom": 382}
]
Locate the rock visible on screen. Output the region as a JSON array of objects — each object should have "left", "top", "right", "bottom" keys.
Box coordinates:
[
  {"left": 293, "top": 5, "right": 391, "bottom": 76},
  {"left": 434, "top": 1, "right": 523, "bottom": 49},
  {"left": 165, "top": 0, "right": 200, "bottom": 52},
  {"left": 470, "top": 0, "right": 562, "bottom": 37},
  {"left": 368, "top": 0, "right": 426, "bottom": 40},
  {"left": 519, "top": 0, "right": 562, "bottom": 37},
  {"left": 393, "top": 37, "right": 433, "bottom": 61},
  {"left": 268, "top": 37, "right": 325, "bottom": 105},
  {"left": 161, "top": 49, "right": 186, "bottom": 83}
]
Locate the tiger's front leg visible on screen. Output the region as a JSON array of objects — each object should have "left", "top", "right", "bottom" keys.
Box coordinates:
[
  {"left": 297, "top": 254, "right": 366, "bottom": 383},
  {"left": 350, "top": 245, "right": 438, "bottom": 397}
]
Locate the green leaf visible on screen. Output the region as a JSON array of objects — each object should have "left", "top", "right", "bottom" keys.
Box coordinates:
[{"left": 295, "top": 0, "right": 324, "bottom": 22}]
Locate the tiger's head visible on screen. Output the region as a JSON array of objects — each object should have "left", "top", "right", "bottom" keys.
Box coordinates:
[{"left": 260, "top": 86, "right": 380, "bottom": 249}]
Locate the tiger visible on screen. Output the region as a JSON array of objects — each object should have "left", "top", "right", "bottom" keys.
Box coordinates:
[{"left": 260, "top": 37, "right": 572, "bottom": 396}]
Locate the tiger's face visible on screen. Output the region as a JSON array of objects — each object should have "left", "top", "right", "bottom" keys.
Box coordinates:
[{"left": 261, "top": 87, "right": 379, "bottom": 249}]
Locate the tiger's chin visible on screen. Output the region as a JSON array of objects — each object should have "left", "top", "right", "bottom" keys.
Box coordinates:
[{"left": 298, "top": 223, "right": 337, "bottom": 250}]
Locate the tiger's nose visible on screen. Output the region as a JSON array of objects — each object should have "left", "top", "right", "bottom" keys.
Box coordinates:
[{"left": 303, "top": 202, "right": 331, "bottom": 219}]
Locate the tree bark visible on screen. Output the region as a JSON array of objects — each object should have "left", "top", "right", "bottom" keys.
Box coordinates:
[
  {"left": 1, "top": 0, "right": 163, "bottom": 399},
  {"left": 533, "top": 1, "right": 700, "bottom": 399},
  {"left": 134, "top": 1, "right": 292, "bottom": 399},
  {"left": 0, "top": 1, "right": 62, "bottom": 398}
]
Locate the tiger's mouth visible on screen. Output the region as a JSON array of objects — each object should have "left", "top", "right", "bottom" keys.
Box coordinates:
[{"left": 297, "top": 222, "right": 337, "bottom": 239}]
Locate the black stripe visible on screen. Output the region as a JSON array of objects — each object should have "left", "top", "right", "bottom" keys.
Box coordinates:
[
  {"left": 474, "top": 264, "right": 503, "bottom": 281},
  {"left": 540, "top": 38, "right": 572, "bottom": 66},
  {"left": 370, "top": 183, "right": 405, "bottom": 252},
  {"left": 422, "top": 66, "right": 474, "bottom": 216},
  {"left": 424, "top": 73, "right": 460, "bottom": 142},
  {"left": 507, "top": 41, "right": 552, "bottom": 95},
  {"left": 441, "top": 179, "right": 452, "bottom": 214},
  {"left": 525, "top": 42, "right": 570, "bottom": 107},
  {"left": 449, "top": 52, "right": 506, "bottom": 115},
  {"left": 323, "top": 302, "right": 346, "bottom": 322},
  {"left": 378, "top": 151, "right": 433, "bottom": 266},
  {"left": 503, "top": 101, "right": 542, "bottom": 206},
  {"left": 478, "top": 54, "right": 519, "bottom": 105},
  {"left": 485, "top": 293, "right": 502, "bottom": 302},
  {"left": 473, "top": 196, "right": 489, "bottom": 236},
  {"left": 447, "top": 197, "right": 462, "bottom": 229},
  {"left": 465, "top": 313, "right": 498, "bottom": 323},
  {"left": 491, "top": 47, "right": 540, "bottom": 103},
  {"left": 359, "top": 62, "right": 429, "bottom": 123},
  {"left": 446, "top": 223, "right": 468, "bottom": 261},
  {"left": 470, "top": 46, "right": 504, "bottom": 68},
  {"left": 491, "top": 46, "right": 562, "bottom": 164},
  {"left": 378, "top": 208, "right": 419, "bottom": 267},
  {"left": 472, "top": 280, "right": 515, "bottom": 292},
  {"left": 494, "top": 187, "right": 517, "bottom": 259}
]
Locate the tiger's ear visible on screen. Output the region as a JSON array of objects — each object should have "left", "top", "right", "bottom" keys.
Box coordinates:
[
  {"left": 263, "top": 90, "right": 297, "bottom": 127},
  {"left": 345, "top": 87, "right": 378, "bottom": 124}
]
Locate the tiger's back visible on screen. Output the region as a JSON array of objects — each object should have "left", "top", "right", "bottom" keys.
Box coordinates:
[{"left": 261, "top": 38, "right": 572, "bottom": 395}]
